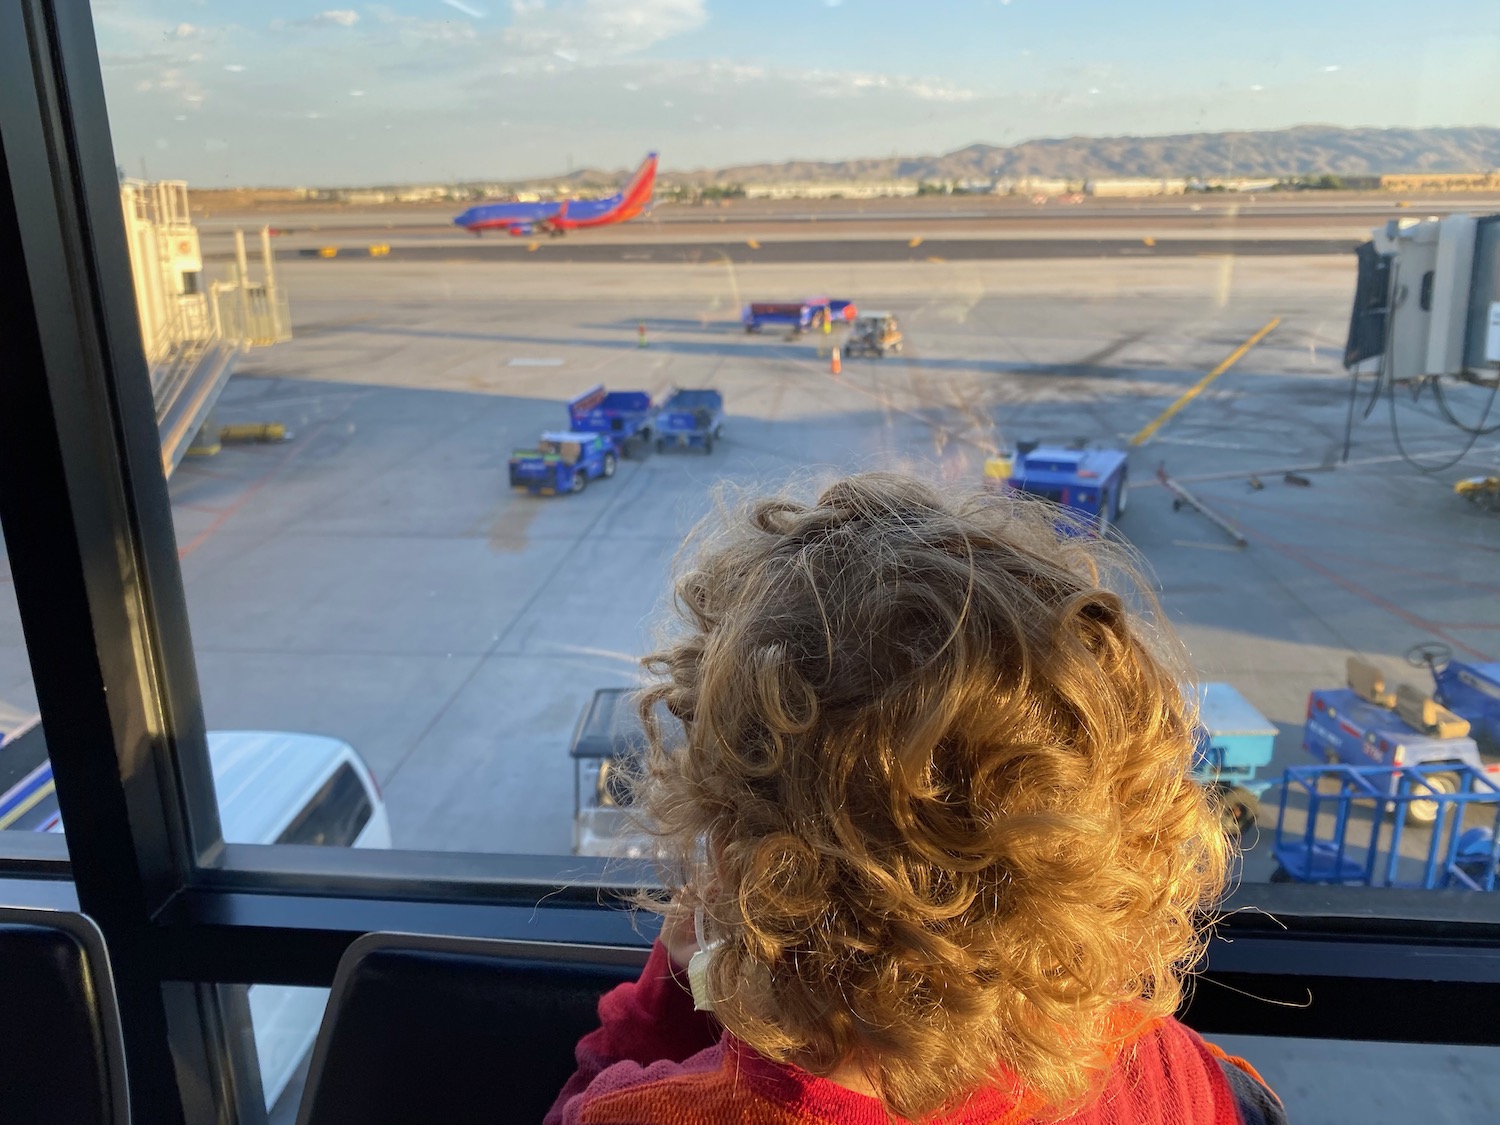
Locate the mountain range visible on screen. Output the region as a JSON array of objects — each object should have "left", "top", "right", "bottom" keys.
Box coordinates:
[{"left": 554, "top": 126, "right": 1500, "bottom": 187}]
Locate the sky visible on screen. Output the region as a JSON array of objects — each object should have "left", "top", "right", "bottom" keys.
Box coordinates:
[{"left": 91, "top": 0, "right": 1500, "bottom": 186}]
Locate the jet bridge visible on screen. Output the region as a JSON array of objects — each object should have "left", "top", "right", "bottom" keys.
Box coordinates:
[{"left": 119, "top": 179, "right": 291, "bottom": 476}]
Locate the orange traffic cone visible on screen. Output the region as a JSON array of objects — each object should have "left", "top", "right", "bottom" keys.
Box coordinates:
[{"left": 830, "top": 346, "right": 841, "bottom": 375}]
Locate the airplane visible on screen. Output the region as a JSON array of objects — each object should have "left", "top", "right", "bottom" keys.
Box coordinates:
[{"left": 453, "top": 152, "right": 657, "bottom": 237}]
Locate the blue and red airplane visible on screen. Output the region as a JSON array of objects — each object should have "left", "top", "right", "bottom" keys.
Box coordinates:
[{"left": 453, "top": 152, "right": 658, "bottom": 237}]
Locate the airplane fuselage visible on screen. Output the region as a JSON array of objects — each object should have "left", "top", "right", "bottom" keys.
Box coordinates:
[{"left": 453, "top": 153, "right": 657, "bottom": 237}]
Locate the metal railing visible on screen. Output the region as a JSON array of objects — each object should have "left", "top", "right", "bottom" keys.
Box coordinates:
[{"left": 120, "top": 182, "right": 292, "bottom": 470}]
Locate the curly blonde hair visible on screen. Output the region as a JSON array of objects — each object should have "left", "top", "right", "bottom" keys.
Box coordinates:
[{"left": 635, "top": 473, "right": 1230, "bottom": 1120}]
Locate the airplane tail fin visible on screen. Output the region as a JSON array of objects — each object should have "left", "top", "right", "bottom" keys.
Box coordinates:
[{"left": 618, "top": 152, "right": 658, "bottom": 216}]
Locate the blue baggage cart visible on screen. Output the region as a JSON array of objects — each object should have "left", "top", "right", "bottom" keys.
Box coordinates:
[
  {"left": 655, "top": 389, "right": 724, "bottom": 454},
  {"left": 1270, "top": 762, "right": 1500, "bottom": 889},
  {"left": 566, "top": 385, "right": 657, "bottom": 458}
]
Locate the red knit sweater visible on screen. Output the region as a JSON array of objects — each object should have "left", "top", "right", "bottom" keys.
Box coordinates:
[{"left": 546, "top": 943, "right": 1284, "bottom": 1125}]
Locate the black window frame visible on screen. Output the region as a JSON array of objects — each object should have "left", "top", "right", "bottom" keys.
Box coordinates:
[{"left": 1, "top": 3, "right": 1499, "bottom": 1123}]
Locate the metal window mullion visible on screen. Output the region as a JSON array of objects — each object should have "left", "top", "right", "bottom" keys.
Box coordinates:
[
  {"left": 0, "top": 1, "right": 236, "bottom": 1121},
  {"left": 44, "top": 0, "right": 223, "bottom": 862}
]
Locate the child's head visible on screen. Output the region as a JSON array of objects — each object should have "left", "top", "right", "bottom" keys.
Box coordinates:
[{"left": 636, "top": 473, "right": 1229, "bottom": 1120}]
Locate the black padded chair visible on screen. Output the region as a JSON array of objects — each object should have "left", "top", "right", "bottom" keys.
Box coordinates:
[
  {"left": 296, "top": 933, "right": 647, "bottom": 1125},
  {"left": 0, "top": 906, "right": 130, "bottom": 1125}
]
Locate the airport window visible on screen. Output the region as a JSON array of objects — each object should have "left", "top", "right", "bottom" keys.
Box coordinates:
[
  {"left": 80, "top": 0, "right": 1500, "bottom": 882},
  {"left": 2, "top": 1, "right": 1500, "bottom": 1123}
]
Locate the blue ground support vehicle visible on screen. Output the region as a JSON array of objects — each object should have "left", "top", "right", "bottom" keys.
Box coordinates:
[
  {"left": 983, "top": 443, "right": 1130, "bottom": 533},
  {"left": 655, "top": 389, "right": 724, "bottom": 454},
  {"left": 741, "top": 298, "right": 856, "bottom": 333},
  {"left": 1304, "top": 656, "right": 1484, "bottom": 824},
  {"left": 508, "top": 431, "right": 617, "bottom": 495},
  {"left": 566, "top": 384, "right": 656, "bottom": 459},
  {"left": 1192, "top": 682, "right": 1278, "bottom": 834},
  {"left": 1407, "top": 642, "right": 1500, "bottom": 756},
  {"left": 1269, "top": 763, "right": 1500, "bottom": 889}
]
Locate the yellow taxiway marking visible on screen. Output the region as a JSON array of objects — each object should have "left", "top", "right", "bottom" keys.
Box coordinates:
[
  {"left": 908, "top": 236, "right": 923, "bottom": 248},
  {"left": 746, "top": 238, "right": 760, "bottom": 249},
  {"left": 0, "top": 777, "right": 54, "bottom": 830},
  {"left": 1130, "top": 316, "right": 1281, "bottom": 446},
  {"left": 1142, "top": 236, "right": 1156, "bottom": 247}
]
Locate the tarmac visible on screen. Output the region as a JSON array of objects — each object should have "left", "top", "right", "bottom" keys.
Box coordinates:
[
  {"left": 147, "top": 251, "right": 1500, "bottom": 861},
  {"left": 6, "top": 221, "right": 1500, "bottom": 1124}
]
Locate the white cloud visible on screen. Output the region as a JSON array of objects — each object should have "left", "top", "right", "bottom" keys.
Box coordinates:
[
  {"left": 224, "top": 63, "right": 245, "bottom": 72},
  {"left": 503, "top": 0, "right": 706, "bottom": 62},
  {"left": 131, "top": 65, "right": 209, "bottom": 107},
  {"left": 367, "top": 6, "right": 479, "bottom": 44},
  {"left": 442, "top": 0, "right": 489, "bottom": 16},
  {"left": 169, "top": 22, "right": 203, "bottom": 39},
  {"left": 787, "top": 68, "right": 976, "bottom": 103},
  {"left": 102, "top": 50, "right": 173, "bottom": 69},
  {"left": 1322, "top": 64, "right": 1340, "bottom": 72},
  {"left": 274, "top": 10, "right": 360, "bottom": 30}
]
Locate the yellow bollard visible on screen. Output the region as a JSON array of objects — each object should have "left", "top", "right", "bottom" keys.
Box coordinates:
[{"left": 220, "top": 423, "right": 288, "bottom": 444}]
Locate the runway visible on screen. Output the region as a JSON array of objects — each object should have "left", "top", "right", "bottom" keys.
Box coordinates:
[{"left": 250, "top": 236, "right": 1358, "bottom": 266}]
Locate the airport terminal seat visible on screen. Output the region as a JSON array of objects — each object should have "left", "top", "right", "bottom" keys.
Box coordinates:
[
  {"left": 0, "top": 906, "right": 130, "bottom": 1125},
  {"left": 296, "top": 932, "right": 645, "bottom": 1125}
]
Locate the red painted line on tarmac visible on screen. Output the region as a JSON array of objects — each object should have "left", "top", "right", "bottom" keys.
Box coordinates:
[
  {"left": 1256, "top": 544, "right": 1500, "bottom": 598},
  {"left": 1216, "top": 494, "right": 1500, "bottom": 555},
  {"left": 177, "top": 424, "right": 327, "bottom": 561},
  {"left": 1242, "top": 524, "right": 1492, "bottom": 661}
]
